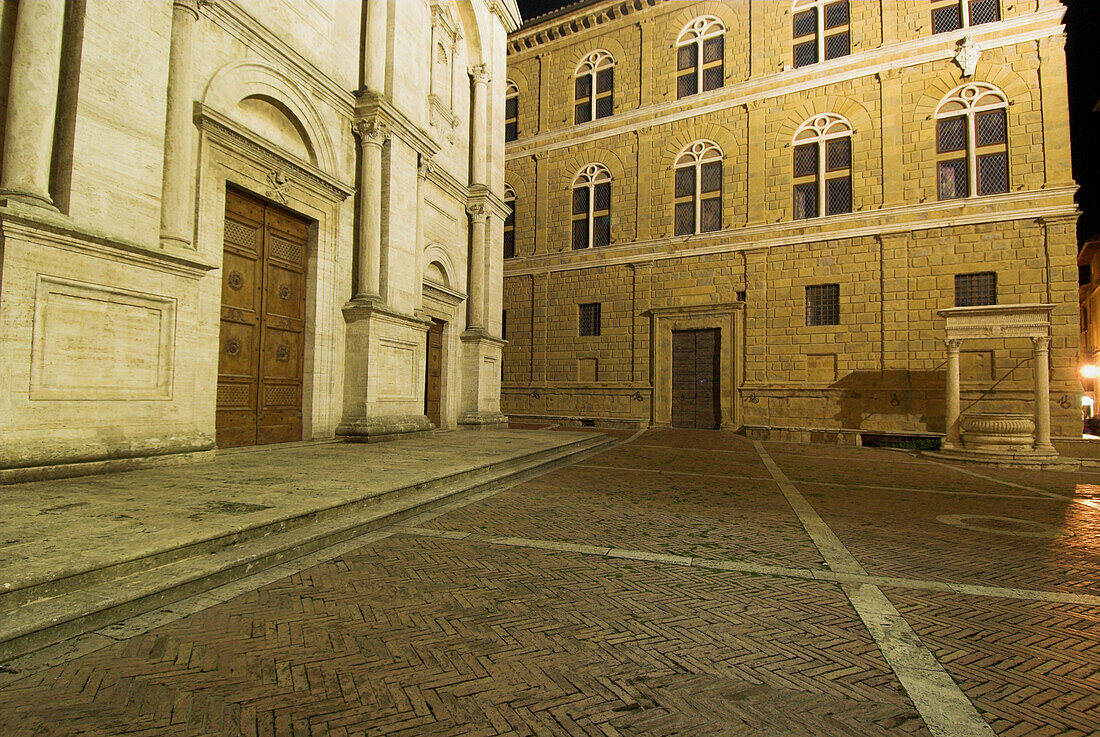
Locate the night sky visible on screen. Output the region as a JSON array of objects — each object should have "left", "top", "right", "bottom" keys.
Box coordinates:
[{"left": 514, "top": 0, "right": 1100, "bottom": 248}]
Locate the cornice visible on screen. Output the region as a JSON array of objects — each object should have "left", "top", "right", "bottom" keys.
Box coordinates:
[
  {"left": 503, "top": 189, "right": 1079, "bottom": 276},
  {"left": 200, "top": 0, "right": 355, "bottom": 118},
  {"left": 510, "top": 0, "right": 661, "bottom": 54},
  {"left": 506, "top": 10, "right": 1065, "bottom": 160},
  {"left": 468, "top": 183, "right": 511, "bottom": 222},
  {"left": 489, "top": 0, "right": 523, "bottom": 33},
  {"left": 354, "top": 92, "right": 440, "bottom": 159},
  {"left": 196, "top": 104, "right": 355, "bottom": 201}
]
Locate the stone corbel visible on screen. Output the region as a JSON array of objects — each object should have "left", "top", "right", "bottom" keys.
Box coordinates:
[{"left": 953, "top": 36, "right": 981, "bottom": 78}]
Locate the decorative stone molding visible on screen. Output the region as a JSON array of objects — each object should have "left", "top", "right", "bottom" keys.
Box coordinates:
[
  {"left": 960, "top": 412, "right": 1035, "bottom": 450},
  {"left": 470, "top": 64, "right": 491, "bottom": 85},
  {"left": 938, "top": 304, "right": 1055, "bottom": 341},
  {"left": 953, "top": 36, "right": 982, "bottom": 77},
  {"left": 354, "top": 91, "right": 439, "bottom": 160},
  {"left": 352, "top": 117, "right": 390, "bottom": 148},
  {"left": 509, "top": 0, "right": 660, "bottom": 53}
]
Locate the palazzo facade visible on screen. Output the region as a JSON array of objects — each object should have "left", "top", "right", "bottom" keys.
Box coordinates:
[
  {"left": 501, "top": 0, "right": 1083, "bottom": 447},
  {"left": 0, "top": 0, "right": 520, "bottom": 481}
]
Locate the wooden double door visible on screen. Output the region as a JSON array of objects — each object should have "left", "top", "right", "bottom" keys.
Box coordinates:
[
  {"left": 424, "top": 319, "right": 444, "bottom": 427},
  {"left": 216, "top": 188, "right": 309, "bottom": 448},
  {"left": 671, "top": 329, "right": 720, "bottom": 429}
]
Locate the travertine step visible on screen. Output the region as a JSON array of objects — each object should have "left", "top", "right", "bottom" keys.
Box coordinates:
[{"left": 1, "top": 433, "right": 619, "bottom": 661}]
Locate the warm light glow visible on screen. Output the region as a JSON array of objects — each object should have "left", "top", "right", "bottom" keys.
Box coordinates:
[
  {"left": 1084, "top": 396, "right": 1096, "bottom": 407},
  {"left": 1081, "top": 364, "right": 1100, "bottom": 379}
]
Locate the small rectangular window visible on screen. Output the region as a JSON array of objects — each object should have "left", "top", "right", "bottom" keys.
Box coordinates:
[
  {"left": 505, "top": 121, "right": 517, "bottom": 142},
  {"left": 954, "top": 272, "right": 996, "bottom": 307},
  {"left": 703, "top": 35, "right": 724, "bottom": 63},
  {"left": 824, "top": 31, "right": 849, "bottom": 60},
  {"left": 976, "top": 109, "right": 1006, "bottom": 146},
  {"left": 572, "top": 187, "right": 588, "bottom": 215},
  {"left": 596, "top": 69, "right": 613, "bottom": 93},
  {"left": 794, "top": 40, "right": 817, "bottom": 68},
  {"left": 677, "top": 73, "right": 698, "bottom": 99},
  {"left": 593, "top": 214, "right": 611, "bottom": 247},
  {"left": 574, "top": 101, "right": 591, "bottom": 125},
  {"left": 932, "top": 3, "right": 963, "bottom": 33},
  {"left": 794, "top": 143, "right": 818, "bottom": 177},
  {"left": 675, "top": 201, "right": 695, "bottom": 235},
  {"left": 503, "top": 229, "right": 515, "bottom": 259},
  {"left": 793, "top": 182, "right": 818, "bottom": 219},
  {"left": 579, "top": 302, "right": 601, "bottom": 336},
  {"left": 825, "top": 0, "right": 850, "bottom": 28},
  {"left": 826, "top": 177, "right": 852, "bottom": 215},
  {"left": 701, "top": 197, "right": 721, "bottom": 232},
  {"left": 595, "top": 95, "right": 613, "bottom": 119},
  {"left": 502, "top": 310, "right": 507, "bottom": 340},
  {"left": 976, "top": 151, "right": 1008, "bottom": 195},
  {"left": 572, "top": 219, "right": 588, "bottom": 250},
  {"left": 806, "top": 283, "right": 840, "bottom": 326},
  {"left": 703, "top": 66, "right": 723, "bottom": 92},
  {"left": 969, "top": 0, "right": 1000, "bottom": 26},
  {"left": 937, "top": 116, "right": 967, "bottom": 153},
  {"left": 937, "top": 158, "right": 968, "bottom": 200},
  {"left": 675, "top": 167, "right": 695, "bottom": 198},
  {"left": 700, "top": 161, "right": 722, "bottom": 193},
  {"left": 678, "top": 43, "right": 697, "bottom": 71},
  {"left": 793, "top": 8, "right": 817, "bottom": 37},
  {"left": 825, "top": 138, "right": 850, "bottom": 172}
]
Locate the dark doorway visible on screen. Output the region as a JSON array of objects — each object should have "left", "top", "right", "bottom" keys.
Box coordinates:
[
  {"left": 216, "top": 187, "right": 309, "bottom": 447},
  {"left": 425, "top": 319, "right": 445, "bottom": 427},
  {"left": 671, "top": 329, "right": 720, "bottom": 429}
]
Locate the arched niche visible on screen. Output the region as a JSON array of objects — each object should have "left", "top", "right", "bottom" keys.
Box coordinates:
[{"left": 234, "top": 95, "right": 315, "bottom": 164}]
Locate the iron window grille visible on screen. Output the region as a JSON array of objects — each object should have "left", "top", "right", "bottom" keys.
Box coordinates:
[
  {"left": 806, "top": 283, "right": 840, "bottom": 326},
  {"left": 579, "top": 302, "right": 601, "bottom": 336},
  {"left": 505, "top": 80, "right": 518, "bottom": 141},
  {"left": 502, "top": 310, "right": 507, "bottom": 340},
  {"left": 503, "top": 185, "right": 516, "bottom": 259},
  {"left": 954, "top": 272, "right": 997, "bottom": 307},
  {"left": 931, "top": 0, "right": 1000, "bottom": 34},
  {"left": 574, "top": 50, "right": 614, "bottom": 124},
  {"left": 792, "top": 0, "right": 850, "bottom": 69},
  {"left": 572, "top": 163, "right": 612, "bottom": 250},
  {"left": 792, "top": 113, "right": 854, "bottom": 219},
  {"left": 676, "top": 16, "right": 726, "bottom": 99},
  {"left": 674, "top": 140, "right": 723, "bottom": 236},
  {"left": 935, "top": 82, "right": 1009, "bottom": 200}
]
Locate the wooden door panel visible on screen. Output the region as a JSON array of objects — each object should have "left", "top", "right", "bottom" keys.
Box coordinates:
[
  {"left": 263, "top": 264, "right": 305, "bottom": 321},
  {"left": 425, "top": 320, "right": 444, "bottom": 427},
  {"left": 695, "top": 329, "right": 719, "bottom": 429},
  {"left": 261, "top": 327, "right": 302, "bottom": 380},
  {"left": 671, "top": 329, "right": 720, "bottom": 429},
  {"left": 671, "top": 331, "right": 695, "bottom": 429}
]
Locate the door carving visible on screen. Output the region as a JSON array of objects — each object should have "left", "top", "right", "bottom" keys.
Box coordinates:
[{"left": 216, "top": 188, "right": 309, "bottom": 447}]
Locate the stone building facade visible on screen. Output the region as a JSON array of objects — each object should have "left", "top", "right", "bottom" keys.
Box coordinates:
[
  {"left": 0, "top": 0, "right": 520, "bottom": 481},
  {"left": 502, "top": 0, "right": 1082, "bottom": 446}
]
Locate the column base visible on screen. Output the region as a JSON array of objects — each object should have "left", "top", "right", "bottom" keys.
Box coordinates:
[
  {"left": 458, "top": 411, "right": 508, "bottom": 429},
  {"left": 336, "top": 414, "right": 433, "bottom": 443},
  {"left": 1, "top": 191, "right": 57, "bottom": 211},
  {"left": 160, "top": 234, "right": 192, "bottom": 250}
]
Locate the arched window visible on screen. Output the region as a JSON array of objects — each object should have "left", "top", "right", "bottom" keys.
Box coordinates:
[
  {"left": 505, "top": 80, "right": 518, "bottom": 142},
  {"left": 674, "top": 141, "right": 723, "bottom": 235},
  {"left": 504, "top": 185, "right": 516, "bottom": 258},
  {"left": 676, "top": 16, "right": 725, "bottom": 99},
  {"left": 574, "top": 51, "right": 614, "bottom": 124},
  {"left": 792, "top": 113, "right": 854, "bottom": 219},
  {"left": 571, "top": 164, "right": 611, "bottom": 249},
  {"left": 931, "top": 0, "right": 1000, "bottom": 34},
  {"left": 792, "top": 0, "right": 850, "bottom": 68},
  {"left": 935, "top": 82, "right": 1008, "bottom": 200}
]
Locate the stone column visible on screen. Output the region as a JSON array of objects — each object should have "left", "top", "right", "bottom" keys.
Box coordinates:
[
  {"left": 466, "top": 203, "right": 488, "bottom": 330},
  {"left": 352, "top": 118, "right": 389, "bottom": 301},
  {"left": 1032, "top": 335, "right": 1054, "bottom": 452},
  {"left": 0, "top": 0, "right": 66, "bottom": 208},
  {"left": 160, "top": 0, "right": 201, "bottom": 248},
  {"left": 943, "top": 339, "right": 962, "bottom": 450},
  {"left": 362, "top": 0, "right": 387, "bottom": 93},
  {"left": 469, "top": 64, "right": 490, "bottom": 186}
]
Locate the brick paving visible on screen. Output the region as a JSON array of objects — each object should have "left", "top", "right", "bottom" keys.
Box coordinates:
[{"left": 3, "top": 429, "right": 1098, "bottom": 736}]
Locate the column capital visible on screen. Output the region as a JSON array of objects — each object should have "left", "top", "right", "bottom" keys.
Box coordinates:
[
  {"left": 1031, "top": 335, "right": 1051, "bottom": 352},
  {"left": 945, "top": 338, "right": 962, "bottom": 352},
  {"left": 470, "top": 64, "right": 491, "bottom": 85},
  {"left": 173, "top": 0, "right": 205, "bottom": 20},
  {"left": 352, "top": 117, "right": 390, "bottom": 147},
  {"left": 418, "top": 155, "right": 436, "bottom": 180},
  {"left": 875, "top": 67, "right": 903, "bottom": 82},
  {"left": 466, "top": 202, "right": 490, "bottom": 221}
]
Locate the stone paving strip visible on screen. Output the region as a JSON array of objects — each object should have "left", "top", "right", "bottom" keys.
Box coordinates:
[
  {"left": 919, "top": 455, "right": 1100, "bottom": 510},
  {"left": 752, "top": 440, "right": 996, "bottom": 737},
  {"left": 391, "top": 526, "right": 1100, "bottom": 607}
]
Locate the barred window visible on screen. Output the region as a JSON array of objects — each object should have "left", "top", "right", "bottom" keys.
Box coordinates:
[
  {"left": 674, "top": 140, "right": 723, "bottom": 236},
  {"left": 935, "top": 83, "right": 1009, "bottom": 200},
  {"left": 931, "top": 0, "right": 1000, "bottom": 34},
  {"left": 505, "top": 80, "right": 518, "bottom": 142},
  {"left": 571, "top": 163, "right": 611, "bottom": 250},
  {"left": 676, "top": 16, "right": 725, "bottom": 99},
  {"left": 502, "top": 310, "right": 507, "bottom": 340},
  {"left": 574, "top": 51, "right": 614, "bottom": 124},
  {"left": 806, "top": 284, "right": 840, "bottom": 326},
  {"left": 792, "top": 113, "right": 854, "bottom": 219},
  {"left": 579, "top": 302, "right": 601, "bottom": 336},
  {"left": 792, "top": 0, "right": 850, "bottom": 69},
  {"left": 503, "top": 185, "right": 515, "bottom": 259},
  {"left": 954, "top": 272, "right": 996, "bottom": 307}
]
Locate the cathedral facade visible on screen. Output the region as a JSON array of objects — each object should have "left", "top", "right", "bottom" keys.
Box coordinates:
[
  {"left": 501, "top": 0, "right": 1083, "bottom": 448},
  {"left": 0, "top": 0, "right": 520, "bottom": 481}
]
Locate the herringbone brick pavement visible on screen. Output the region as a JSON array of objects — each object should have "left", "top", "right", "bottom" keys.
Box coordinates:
[
  {"left": 886, "top": 590, "right": 1100, "bottom": 736},
  {"left": 2, "top": 535, "right": 928, "bottom": 736},
  {"left": 421, "top": 464, "right": 825, "bottom": 566}
]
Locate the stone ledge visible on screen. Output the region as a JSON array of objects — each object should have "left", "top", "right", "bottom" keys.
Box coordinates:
[{"left": 335, "top": 414, "right": 433, "bottom": 442}]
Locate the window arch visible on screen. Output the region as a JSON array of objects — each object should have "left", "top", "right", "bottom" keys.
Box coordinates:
[
  {"left": 574, "top": 51, "right": 614, "bottom": 124},
  {"left": 676, "top": 16, "right": 725, "bottom": 99},
  {"left": 504, "top": 184, "right": 516, "bottom": 258},
  {"left": 792, "top": 113, "right": 853, "bottom": 219},
  {"left": 931, "top": 0, "right": 1000, "bottom": 34},
  {"left": 674, "top": 141, "right": 723, "bottom": 235},
  {"left": 792, "top": 0, "right": 850, "bottom": 68},
  {"left": 934, "top": 82, "right": 1009, "bottom": 200},
  {"left": 571, "top": 164, "right": 611, "bottom": 249},
  {"left": 505, "top": 80, "right": 518, "bottom": 142}
]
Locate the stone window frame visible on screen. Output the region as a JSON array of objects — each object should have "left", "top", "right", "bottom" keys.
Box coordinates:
[
  {"left": 934, "top": 82, "right": 1009, "bottom": 201},
  {"left": 571, "top": 163, "right": 612, "bottom": 250},
  {"left": 574, "top": 50, "right": 615, "bottom": 125},
  {"left": 792, "top": 0, "right": 850, "bottom": 69},
  {"left": 579, "top": 302, "right": 602, "bottom": 337},
  {"left": 676, "top": 16, "right": 726, "bottom": 99},
  {"left": 673, "top": 140, "right": 723, "bottom": 236},
  {"left": 505, "top": 80, "right": 519, "bottom": 141},
  {"left": 792, "top": 113, "right": 854, "bottom": 220},
  {"left": 503, "top": 184, "right": 516, "bottom": 258},
  {"left": 930, "top": 0, "right": 1001, "bottom": 35}
]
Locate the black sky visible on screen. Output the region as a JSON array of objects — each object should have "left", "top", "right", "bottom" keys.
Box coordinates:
[{"left": 513, "top": 0, "right": 1100, "bottom": 248}]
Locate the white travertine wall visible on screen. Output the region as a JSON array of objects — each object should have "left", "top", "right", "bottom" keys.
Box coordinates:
[{"left": 0, "top": 0, "right": 520, "bottom": 481}]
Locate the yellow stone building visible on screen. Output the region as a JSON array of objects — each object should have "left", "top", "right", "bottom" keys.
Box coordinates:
[{"left": 501, "top": 0, "right": 1083, "bottom": 448}]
